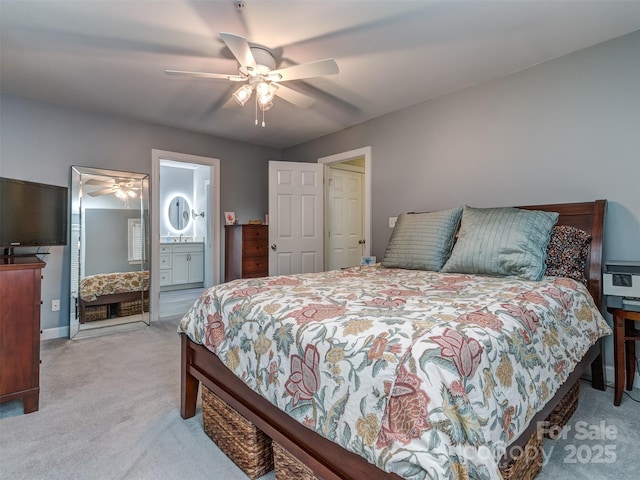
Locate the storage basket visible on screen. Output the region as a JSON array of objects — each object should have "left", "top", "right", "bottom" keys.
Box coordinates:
[
  {"left": 274, "top": 431, "right": 544, "bottom": 480},
  {"left": 116, "top": 298, "right": 149, "bottom": 316},
  {"left": 499, "top": 431, "right": 544, "bottom": 480},
  {"left": 83, "top": 305, "right": 108, "bottom": 322},
  {"left": 202, "top": 386, "right": 273, "bottom": 479},
  {"left": 544, "top": 380, "right": 579, "bottom": 438},
  {"left": 273, "top": 442, "right": 318, "bottom": 480}
]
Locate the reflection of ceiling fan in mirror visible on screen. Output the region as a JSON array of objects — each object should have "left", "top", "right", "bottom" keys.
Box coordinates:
[
  {"left": 85, "top": 179, "right": 139, "bottom": 199},
  {"left": 164, "top": 32, "right": 339, "bottom": 126}
]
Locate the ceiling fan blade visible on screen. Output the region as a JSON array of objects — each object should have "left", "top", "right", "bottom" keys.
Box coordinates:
[
  {"left": 164, "top": 70, "right": 245, "bottom": 82},
  {"left": 84, "top": 179, "right": 113, "bottom": 187},
  {"left": 219, "top": 32, "right": 257, "bottom": 72},
  {"left": 222, "top": 96, "right": 240, "bottom": 109},
  {"left": 274, "top": 84, "right": 316, "bottom": 108},
  {"left": 268, "top": 59, "right": 339, "bottom": 82},
  {"left": 87, "top": 188, "right": 114, "bottom": 197}
]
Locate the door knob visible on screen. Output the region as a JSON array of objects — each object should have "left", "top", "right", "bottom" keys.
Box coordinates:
[
  {"left": 271, "top": 244, "right": 277, "bottom": 251},
  {"left": 358, "top": 239, "right": 366, "bottom": 245}
]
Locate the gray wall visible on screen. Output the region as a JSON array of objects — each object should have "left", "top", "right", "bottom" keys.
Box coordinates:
[
  {"left": 283, "top": 31, "right": 640, "bottom": 381},
  {"left": 284, "top": 31, "right": 640, "bottom": 265},
  {"left": 85, "top": 209, "right": 140, "bottom": 276},
  {"left": 0, "top": 94, "right": 279, "bottom": 332}
]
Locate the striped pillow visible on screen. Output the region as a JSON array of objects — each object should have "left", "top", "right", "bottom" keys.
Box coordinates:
[
  {"left": 441, "top": 206, "right": 559, "bottom": 280},
  {"left": 382, "top": 207, "right": 463, "bottom": 271}
]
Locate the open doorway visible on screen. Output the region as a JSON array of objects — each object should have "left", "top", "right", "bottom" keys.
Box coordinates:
[
  {"left": 318, "top": 146, "right": 372, "bottom": 270},
  {"left": 150, "top": 150, "right": 220, "bottom": 321}
]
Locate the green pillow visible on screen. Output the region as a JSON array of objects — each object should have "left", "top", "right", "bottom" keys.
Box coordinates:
[
  {"left": 441, "top": 206, "right": 559, "bottom": 281},
  {"left": 382, "top": 207, "right": 463, "bottom": 271}
]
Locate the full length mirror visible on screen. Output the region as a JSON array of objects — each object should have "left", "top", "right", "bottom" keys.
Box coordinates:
[{"left": 69, "top": 166, "right": 150, "bottom": 339}]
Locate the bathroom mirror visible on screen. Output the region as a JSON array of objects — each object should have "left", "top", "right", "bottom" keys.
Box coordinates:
[
  {"left": 168, "top": 195, "right": 191, "bottom": 231},
  {"left": 69, "top": 166, "right": 150, "bottom": 339}
]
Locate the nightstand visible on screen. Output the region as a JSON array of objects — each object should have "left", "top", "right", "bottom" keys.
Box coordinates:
[{"left": 608, "top": 308, "right": 640, "bottom": 406}]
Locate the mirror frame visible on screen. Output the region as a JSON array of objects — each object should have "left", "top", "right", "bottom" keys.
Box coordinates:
[{"left": 69, "top": 166, "right": 150, "bottom": 339}]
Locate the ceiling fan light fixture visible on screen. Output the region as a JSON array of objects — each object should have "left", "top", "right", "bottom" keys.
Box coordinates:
[
  {"left": 114, "top": 188, "right": 127, "bottom": 200},
  {"left": 259, "top": 100, "right": 273, "bottom": 111},
  {"left": 232, "top": 84, "right": 253, "bottom": 106},
  {"left": 256, "top": 82, "right": 278, "bottom": 105}
]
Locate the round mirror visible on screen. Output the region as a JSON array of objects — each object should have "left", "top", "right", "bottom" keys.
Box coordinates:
[{"left": 168, "top": 195, "right": 191, "bottom": 231}]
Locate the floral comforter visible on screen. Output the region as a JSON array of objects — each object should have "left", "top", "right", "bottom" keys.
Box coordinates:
[
  {"left": 79, "top": 270, "right": 149, "bottom": 302},
  {"left": 178, "top": 266, "right": 610, "bottom": 479}
]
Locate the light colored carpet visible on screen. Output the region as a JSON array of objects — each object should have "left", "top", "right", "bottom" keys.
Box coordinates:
[
  {"left": 1, "top": 318, "right": 638, "bottom": 479},
  {"left": 0, "top": 319, "right": 274, "bottom": 480}
]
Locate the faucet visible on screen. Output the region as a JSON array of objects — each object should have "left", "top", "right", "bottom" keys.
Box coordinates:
[{"left": 179, "top": 233, "right": 183, "bottom": 242}]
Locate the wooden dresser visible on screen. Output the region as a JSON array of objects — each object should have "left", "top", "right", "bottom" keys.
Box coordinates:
[
  {"left": 0, "top": 255, "right": 46, "bottom": 414},
  {"left": 225, "top": 224, "right": 269, "bottom": 282}
]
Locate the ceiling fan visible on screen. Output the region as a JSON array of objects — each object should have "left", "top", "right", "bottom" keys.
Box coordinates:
[
  {"left": 85, "top": 179, "right": 140, "bottom": 199},
  {"left": 164, "top": 32, "right": 339, "bottom": 126}
]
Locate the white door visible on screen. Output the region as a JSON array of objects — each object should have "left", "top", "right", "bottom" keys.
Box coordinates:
[
  {"left": 268, "top": 161, "right": 324, "bottom": 275},
  {"left": 327, "top": 167, "right": 364, "bottom": 270}
]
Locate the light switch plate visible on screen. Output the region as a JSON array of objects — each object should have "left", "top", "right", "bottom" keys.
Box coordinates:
[{"left": 389, "top": 216, "right": 398, "bottom": 228}]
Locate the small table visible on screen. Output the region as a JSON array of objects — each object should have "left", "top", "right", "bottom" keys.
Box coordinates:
[{"left": 608, "top": 308, "right": 640, "bottom": 406}]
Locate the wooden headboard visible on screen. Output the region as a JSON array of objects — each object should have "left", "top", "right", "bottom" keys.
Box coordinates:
[{"left": 519, "top": 200, "right": 607, "bottom": 311}]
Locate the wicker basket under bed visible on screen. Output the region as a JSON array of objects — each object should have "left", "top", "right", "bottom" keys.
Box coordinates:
[
  {"left": 115, "top": 297, "right": 149, "bottom": 317},
  {"left": 273, "top": 441, "right": 318, "bottom": 480},
  {"left": 83, "top": 305, "right": 108, "bottom": 322},
  {"left": 544, "top": 380, "right": 579, "bottom": 438},
  {"left": 201, "top": 386, "right": 274, "bottom": 479}
]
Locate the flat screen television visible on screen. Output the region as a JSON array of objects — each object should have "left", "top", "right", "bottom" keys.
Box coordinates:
[{"left": 0, "top": 177, "right": 68, "bottom": 248}]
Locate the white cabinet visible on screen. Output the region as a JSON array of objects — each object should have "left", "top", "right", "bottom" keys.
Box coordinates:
[
  {"left": 159, "top": 244, "right": 172, "bottom": 286},
  {"left": 160, "top": 243, "right": 204, "bottom": 290}
]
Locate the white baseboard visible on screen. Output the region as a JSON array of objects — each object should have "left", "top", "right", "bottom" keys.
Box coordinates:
[{"left": 41, "top": 326, "right": 69, "bottom": 340}]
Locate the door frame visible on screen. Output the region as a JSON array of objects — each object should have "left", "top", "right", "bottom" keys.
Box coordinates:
[
  {"left": 150, "top": 150, "right": 220, "bottom": 320},
  {"left": 318, "top": 146, "right": 372, "bottom": 268}
]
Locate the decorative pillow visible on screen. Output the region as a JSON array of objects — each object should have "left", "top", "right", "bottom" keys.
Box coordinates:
[
  {"left": 441, "top": 206, "right": 559, "bottom": 281},
  {"left": 544, "top": 225, "right": 591, "bottom": 285},
  {"left": 382, "top": 207, "right": 463, "bottom": 271}
]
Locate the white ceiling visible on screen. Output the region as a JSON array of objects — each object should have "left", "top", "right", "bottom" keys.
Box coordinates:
[{"left": 2, "top": 1, "right": 639, "bottom": 149}]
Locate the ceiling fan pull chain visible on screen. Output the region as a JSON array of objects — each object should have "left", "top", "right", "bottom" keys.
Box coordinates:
[
  {"left": 254, "top": 94, "right": 258, "bottom": 126},
  {"left": 262, "top": 107, "right": 266, "bottom": 128}
]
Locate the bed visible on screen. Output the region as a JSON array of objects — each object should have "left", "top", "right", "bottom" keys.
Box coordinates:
[
  {"left": 179, "top": 200, "right": 608, "bottom": 479},
  {"left": 78, "top": 270, "right": 149, "bottom": 323}
]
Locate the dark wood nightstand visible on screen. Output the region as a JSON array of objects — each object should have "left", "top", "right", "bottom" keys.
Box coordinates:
[{"left": 608, "top": 308, "right": 640, "bottom": 406}]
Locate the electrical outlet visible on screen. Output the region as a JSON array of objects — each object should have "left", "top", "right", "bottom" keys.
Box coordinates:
[
  {"left": 389, "top": 216, "right": 398, "bottom": 228},
  {"left": 51, "top": 299, "right": 60, "bottom": 311}
]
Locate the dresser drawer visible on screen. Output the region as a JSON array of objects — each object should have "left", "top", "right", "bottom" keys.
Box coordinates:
[
  {"left": 242, "top": 226, "right": 268, "bottom": 241},
  {"left": 242, "top": 240, "right": 268, "bottom": 258},
  {"left": 242, "top": 258, "right": 268, "bottom": 276}
]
